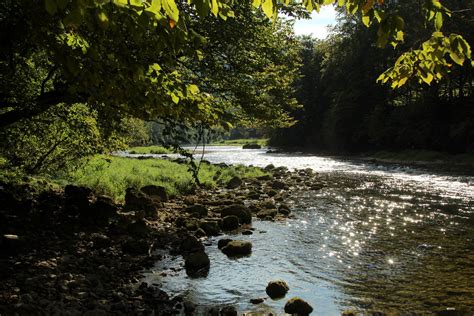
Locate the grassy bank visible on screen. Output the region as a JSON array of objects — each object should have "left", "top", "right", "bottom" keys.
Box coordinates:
[
  {"left": 363, "top": 150, "right": 474, "bottom": 165},
  {"left": 68, "top": 155, "right": 268, "bottom": 201},
  {"left": 209, "top": 138, "right": 268, "bottom": 146},
  {"left": 127, "top": 146, "right": 173, "bottom": 155}
]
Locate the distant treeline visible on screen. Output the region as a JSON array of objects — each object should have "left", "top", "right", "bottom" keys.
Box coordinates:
[{"left": 271, "top": 0, "right": 473, "bottom": 154}]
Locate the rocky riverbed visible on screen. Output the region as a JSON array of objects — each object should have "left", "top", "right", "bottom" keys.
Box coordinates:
[{"left": 0, "top": 163, "right": 325, "bottom": 315}]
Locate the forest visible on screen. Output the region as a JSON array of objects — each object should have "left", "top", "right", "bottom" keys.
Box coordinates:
[
  {"left": 271, "top": 1, "right": 474, "bottom": 154},
  {"left": 1, "top": 1, "right": 473, "bottom": 315}
]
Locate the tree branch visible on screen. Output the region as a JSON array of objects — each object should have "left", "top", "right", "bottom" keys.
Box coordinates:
[{"left": 0, "top": 90, "right": 68, "bottom": 129}]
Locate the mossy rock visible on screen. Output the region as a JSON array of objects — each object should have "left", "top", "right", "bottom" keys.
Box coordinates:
[
  {"left": 221, "top": 240, "right": 252, "bottom": 257},
  {"left": 266, "top": 280, "right": 289, "bottom": 299},
  {"left": 284, "top": 297, "right": 313, "bottom": 315},
  {"left": 221, "top": 205, "right": 252, "bottom": 224},
  {"left": 221, "top": 215, "right": 240, "bottom": 231},
  {"left": 199, "top": 220, "right": 221, "bottom": 236}
]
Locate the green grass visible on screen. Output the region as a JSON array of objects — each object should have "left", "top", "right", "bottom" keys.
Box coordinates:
[
  {"left": 127, "top": 145, "right": 173, "bottom": 155},
  {"left": 369, "top": 150, "right": 474, "bottom": 165},
  {"left": 67, "top": 155, "right": 268, "bottom": 201},
  {"left": 209, "top": 138, "right": 268, "bottom": 146}
]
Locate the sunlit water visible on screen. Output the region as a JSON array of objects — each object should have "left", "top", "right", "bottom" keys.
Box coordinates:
[{"left": 140, "top": 147, "right": 474, "bottom": 315}]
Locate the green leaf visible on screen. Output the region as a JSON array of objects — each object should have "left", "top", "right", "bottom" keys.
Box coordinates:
[
  {"left": 171, "top": 93, "right": 180, "bottom": 104},
  {"left": 162, "top": 0, "right": 179, "bottom": 22},
  {"left": 362, "top": 15, "right": 371, "bottom": 27},
  {"left": 211, "top": 0, "right": 219, "bottom": 16},
  {"left": 261, "top": 0, "right": 274, "bottom": 18},
  {"left": 434, "top": 12, "right": 443, "bottom": 31}
]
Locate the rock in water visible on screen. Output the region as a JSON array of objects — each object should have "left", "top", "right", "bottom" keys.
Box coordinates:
[
  {"left": 217, "top": 238, "right": 232, "bottom": 249},
  {"left": 184, "top": 251, "right": 210, "bottom": 276},
  {"left": 266, "top": 280, "right": 289, "bottom": 299},
  {"left": 180, "top": 235, "right": 204, "bottom": 253},
  {"left": 220, "top": 306, "right": 238, "bottom": 316},
  {"left": 199, "top": 220, "right": 221, "bottom": 236},
  {"left": 284, "top": 297, "right": 313, "bottom": 315},
  {"left": 221, "top": 240, "right": 252, "bottom": 257},
  {"left": 220, "top": 205, "right": 252, "bottom": 224},
  {"left": 221, "top": 215, "right": 240, "bottom": 231}
]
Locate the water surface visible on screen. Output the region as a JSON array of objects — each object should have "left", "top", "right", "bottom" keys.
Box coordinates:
[{"left": 143, "top": 147, "right": 474, "bottom": 315}]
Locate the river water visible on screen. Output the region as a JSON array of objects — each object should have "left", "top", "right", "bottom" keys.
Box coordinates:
[{"left": 143, "top": 147, "right": 474, "bottom": 315}]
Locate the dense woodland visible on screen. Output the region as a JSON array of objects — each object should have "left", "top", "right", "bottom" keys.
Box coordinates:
[
  {"left": 0, "top": 0, "right": 473, "bottom": 177},
  {"left": 271, "top": 1, "right": 474, "bottom": 154}
]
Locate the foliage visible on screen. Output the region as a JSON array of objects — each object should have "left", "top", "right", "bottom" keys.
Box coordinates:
[
  {"left": 271, "top": 0, "right": 474, "bottom": 154},
  {"left": 0, "top": 0, "right": 301, "bottom": 132},
  {"left": 120, "top": 117, "right": 151, "bottom": 147},
  {"left": 0, "top": 103, "right": 124, "bottom": 175},
  {"left": 68, "top": 155, "right": 268, "bottom": 201},
  {"left": 1, "top": 0, "right": 472, "bottom": 133}
]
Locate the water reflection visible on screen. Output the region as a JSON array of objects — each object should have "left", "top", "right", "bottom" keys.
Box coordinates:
[{"left": 142, "top": 147, "right": 474, "bottom": 315}]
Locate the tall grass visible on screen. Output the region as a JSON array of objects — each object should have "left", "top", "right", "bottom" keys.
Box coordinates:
[
  {"left": 68, "top": 156, "right": 267, "bottom": 201},
  {"left": 127, "top": 146, "right": 173, "bottom": 154}
]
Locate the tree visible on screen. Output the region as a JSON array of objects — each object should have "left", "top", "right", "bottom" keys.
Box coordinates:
[
  {"left": 271, "top": 0, "right": 473, "bottom": 153},
  {"left": 1, "top": 0, "right": 472, "bottom": 131}
]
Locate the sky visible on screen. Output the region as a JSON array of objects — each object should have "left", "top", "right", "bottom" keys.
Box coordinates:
[{"left": 292, "top": 6, "right": 337, "bottom": 39}]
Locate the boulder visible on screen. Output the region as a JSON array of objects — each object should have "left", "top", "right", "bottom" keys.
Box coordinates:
[
  {"left": 0, "top": 234, "right": 23, "bottom": 255},
  {"left": 220, "top": 306, "right": 238, "bottom": 316},
  {"left": 124, "top": 188, "right": 156, "bottom": 217},
  {"left": 121, "top": 238, "right": 149, "bottom": 255},
  {"left": 91, "top": 233, "right": 111, "bottom": 249},
  {"left": 260, "top": 199, "right": 276, "bottom": 209},
  {"left": 241, "top": 230, "right": 253, "bottom": 235},
  {"left": 221, "top": 205, "right": 252, "bottom": 224},
  {"left": 284, "top": 297, "right": 313, "bottom": 315},
  {"left": 126, "top": 220, "right": 148, "bottom": 237},
  {"left": 184, "top": 251, "right": 210, "bottom": 276},
  {"left": 194, "top": 228, "right": 207, "bottom": 238},
  {"left": 271, "top": 180, "right": 287, "bottom": 190},
  {"left": 217, "top": 238, "right": 232, "bottom": 250},
  {"left": 221, "top": 215, "right": 240, "bottom": 231},
  {"left": 185, "top": 204, "right": 208, "bottom": 217},
  {"left": 64, "top": 185, "right": 92, "bottom": 213},
  {"left": 264, "top": 164, "right": 275, "bottom": 171},
  {"left": 266, "top": 280, "right": 289, "bottom": 299},
  {"left": 242, "top": 143, "right": 262, "bottom": 149},
  {"left": 221, "top": 240, "right": 252, "bottom": 257},
  {"left": 226, "top": 176, "right": 243, "bottom": 189},
  {"left": 180, "top": 235, "right": 204, "bottom": 253},
  {"left": 199, "top": 220, "right": 221, "bottom": 236},
  {"left": 140, "top": 185, "right": 168, "bottom": 202},
  {"left": 250, "top": 298, "right": 265, "bottom": 304},
  {"left": 87, "top": 196, "right": 118, "bottom": 225},
  {"left": 256, "top": 209, "right": 277, "bottom": 220},
  {"left": 256, "top": 175, "right": 272, "bottom": 181},
  {"left": 278, "top": 204, "right": 291, "bottom": 216}
]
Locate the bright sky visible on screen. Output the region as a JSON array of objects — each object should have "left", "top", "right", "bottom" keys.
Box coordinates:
[{"left": 292, "top": 6, "right": 337, "bottom": 39}]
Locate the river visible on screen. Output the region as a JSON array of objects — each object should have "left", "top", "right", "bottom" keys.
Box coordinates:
[{"left": 142, "top": 146, "right": 474, "bottom": 315}]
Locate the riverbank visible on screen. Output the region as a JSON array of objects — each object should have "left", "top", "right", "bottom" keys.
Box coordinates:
[
  {"left": 0, "top": 159, "right": 325, "bottom": 315},
  {"left": 267, "top": 147, "right": 474, "bottom": 173}
]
